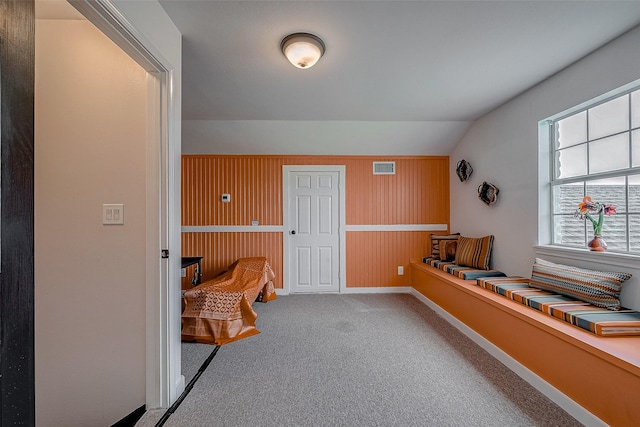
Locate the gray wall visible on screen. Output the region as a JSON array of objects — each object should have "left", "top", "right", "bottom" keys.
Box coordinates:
[{"left": 450, "top": 25, "right": 640, "bottom": 310}]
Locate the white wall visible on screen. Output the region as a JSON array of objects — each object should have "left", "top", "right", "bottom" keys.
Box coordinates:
[
  {"left": 35, "top": 19, "right": 148, "bottom": 425},
  {"left": 450, "top": 25, "right": 640, "bottom": 311},
  {"left": 182, "top": 120, "right": 471, "bottom": 155}
]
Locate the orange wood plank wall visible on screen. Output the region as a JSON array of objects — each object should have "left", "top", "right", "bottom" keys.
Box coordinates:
[{"left": 181, "top": 155, "right": 449, "bottom": 290}]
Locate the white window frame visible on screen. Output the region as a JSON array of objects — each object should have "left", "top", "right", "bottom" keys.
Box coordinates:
[{"left": 538, "top": 78, "right": 640, "bottom": 266}]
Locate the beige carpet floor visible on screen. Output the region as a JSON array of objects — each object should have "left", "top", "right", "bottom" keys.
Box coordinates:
[{"left": 138, "top": 294, "right": 582, "bottom": 427}]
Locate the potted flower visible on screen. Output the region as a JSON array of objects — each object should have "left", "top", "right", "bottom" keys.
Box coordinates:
[{"left": 574, "top": 196, "right": 617, "bottom": 251}]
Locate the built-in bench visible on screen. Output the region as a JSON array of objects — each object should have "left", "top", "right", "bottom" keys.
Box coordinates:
[{"left": 410, "top": 260, "right": 640, "bottom": 426}]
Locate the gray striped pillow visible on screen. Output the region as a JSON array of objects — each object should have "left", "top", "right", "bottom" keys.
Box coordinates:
[{"left": 530, "top": 258, "right": 631, "bottom": 311}]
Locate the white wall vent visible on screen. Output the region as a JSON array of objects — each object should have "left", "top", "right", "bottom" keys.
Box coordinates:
[{"left": 373, "top": 161, "right": 396, "bottom": 175}]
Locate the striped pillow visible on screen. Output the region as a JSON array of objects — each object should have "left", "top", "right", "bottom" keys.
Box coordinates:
[
  {"left": 430, "top": 233, "right": 459, "bottom": 259},
  {"left": 454, "top": 235, "right": 494, "bottom": 270},
  {"left": 530, "top": 258, "right": 631, "bottom": 311},
  {"left": 438, "top": 240, "right": 458, "bottom": 261}
]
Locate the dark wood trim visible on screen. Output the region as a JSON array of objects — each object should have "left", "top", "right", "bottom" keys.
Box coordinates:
[{"left": 0, "top": 0, "right": 35, "bottom": 424}]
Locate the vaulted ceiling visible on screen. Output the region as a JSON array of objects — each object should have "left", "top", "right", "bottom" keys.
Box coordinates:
[{"left": 40, "top": 1, "right": 640, "bottom": 155}]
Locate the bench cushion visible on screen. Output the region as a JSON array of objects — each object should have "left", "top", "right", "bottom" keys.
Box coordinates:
[
  {"left": 554, "top": 308, "right": 640, "bottom": 336},
  {"left": 477, "top": 277, "right": 640, "bottom": 337},
  {"left": 422, "top": 257, "right": 453, "bottom": 269},
  {"left": 422, "top": 258, "right": 505, "bottom": 280},
  {"left": 441, "top": 264, "right": 506, "bottom": 280},
  {"left": 476, "top": 276, "right": 531, "bottom": 297}
]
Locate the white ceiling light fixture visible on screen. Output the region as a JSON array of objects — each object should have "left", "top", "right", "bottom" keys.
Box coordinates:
[{"left": 280, "top": 32, "right": 325, "bottom": 69}]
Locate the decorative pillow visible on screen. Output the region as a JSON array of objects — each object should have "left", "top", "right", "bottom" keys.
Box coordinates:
[
  {"left": 430, "top": 233, "right": 459, "bottom": 259},
  {"left": 439, "top": 240, "right": 458, "bottom": 261},
  {"left": 454, "top": 235, "right": 494, "bottom": 270},
  {"left": 530, "top": 258, "right": 631, "bottom": 311}
]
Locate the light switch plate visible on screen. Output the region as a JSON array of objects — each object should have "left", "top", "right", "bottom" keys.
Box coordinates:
[{"left": 103, "top": 204, "right": 124, "bottom": 225}]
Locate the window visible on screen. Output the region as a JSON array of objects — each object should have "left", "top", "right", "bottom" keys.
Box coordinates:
[{"left": 549, "top": 86, "right": 640, "bottom": 254}]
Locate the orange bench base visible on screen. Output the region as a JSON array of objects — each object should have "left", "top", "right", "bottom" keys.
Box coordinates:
[{"left": 410, "top": 261, "right": 640, "bottom": 427}]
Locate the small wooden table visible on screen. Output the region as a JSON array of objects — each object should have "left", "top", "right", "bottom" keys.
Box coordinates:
[{"left": 181, "top": 256, "right": 203, "bottom": 286}]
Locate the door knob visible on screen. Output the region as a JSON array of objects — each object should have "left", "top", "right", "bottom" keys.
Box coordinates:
[{"left": 291, "top": 230, "right": 296, "bottom": 235}]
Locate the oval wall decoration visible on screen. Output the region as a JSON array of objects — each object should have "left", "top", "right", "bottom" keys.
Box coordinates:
[
  {"left": 456, "top": 159, "right": 473, "bottom": 182},
  {"left": 478, "top": 182, "right": 499, "bottom": 206}
]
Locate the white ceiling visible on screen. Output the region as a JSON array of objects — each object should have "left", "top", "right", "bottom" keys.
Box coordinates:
[
  {"left": 39, "top": 1, "right": 640, "bottom": 155},
  {"left": 160, "top": 1, "right": 640, "bottom": 121},
  {"left": 158, "top": 0, "right": 640, "bottom": 155}
]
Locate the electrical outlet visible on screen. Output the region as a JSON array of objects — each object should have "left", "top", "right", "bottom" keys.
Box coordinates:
[
  {"left": 181, "top": 268, "right": 186, "bottom": 278},
  {"left": 398, "top": 266, "right": 404, "bottom": 276}
]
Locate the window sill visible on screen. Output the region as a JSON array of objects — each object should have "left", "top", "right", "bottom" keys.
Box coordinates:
[{"left": 534, "top": 245, "right": 640, "bottom": 270}]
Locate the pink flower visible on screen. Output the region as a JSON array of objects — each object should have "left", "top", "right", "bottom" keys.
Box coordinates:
[
  {"left": 575, "top": 196, "right": 616, "bottom": 236},
  {"left": 578, "top": 196, "right": 597, "bottom": 213}
]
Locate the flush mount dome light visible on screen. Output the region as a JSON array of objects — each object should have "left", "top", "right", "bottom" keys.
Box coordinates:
[{"left": 280, "top": 32, "right": 325, "bottom": 69}]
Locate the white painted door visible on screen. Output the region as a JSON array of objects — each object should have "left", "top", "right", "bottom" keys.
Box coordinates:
[{"left": 287, "top": 170, "right": 340, "bottom": 293}]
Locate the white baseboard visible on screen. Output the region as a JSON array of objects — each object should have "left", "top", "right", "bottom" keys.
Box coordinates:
[
  {"left": 410, "top": 289, "right": 606, "bottom": 427},
  {"left": 341, "top": 286, "right": 412, "bottom": 294},
  {"left": 274, "top": 287, "right": 412, "bottom": 296},
  {"left": 175, "top": 374, "right": 185, "bottom": 397}
]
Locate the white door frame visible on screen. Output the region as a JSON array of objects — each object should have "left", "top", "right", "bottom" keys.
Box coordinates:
[
  {"left": 282, "top": 165, "right": 346, "bottom": 294},
  {"left": 71, "top": 0, "right": 182, "bottom": 408}
]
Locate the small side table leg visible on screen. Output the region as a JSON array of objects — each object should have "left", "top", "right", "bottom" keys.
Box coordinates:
[{"left": 191, "top": 260, "right": 202, "bottom": 286}]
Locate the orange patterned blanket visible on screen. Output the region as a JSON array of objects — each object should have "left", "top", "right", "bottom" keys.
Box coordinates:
[{"left": 181, "top": 257, "right": 276, "bottom": 345}]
